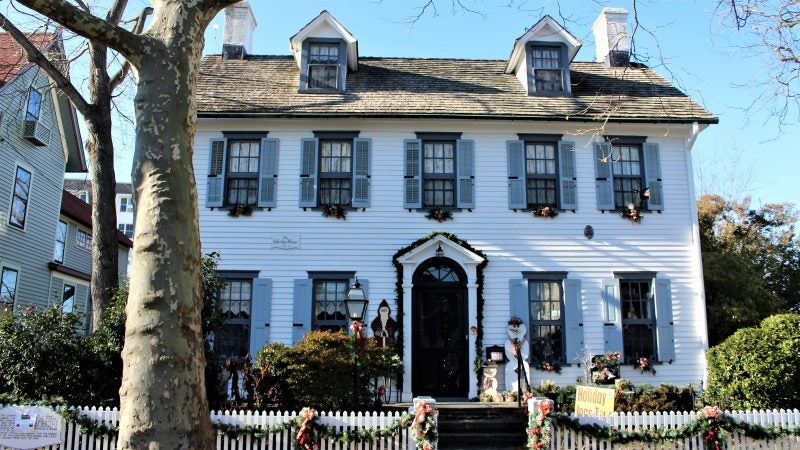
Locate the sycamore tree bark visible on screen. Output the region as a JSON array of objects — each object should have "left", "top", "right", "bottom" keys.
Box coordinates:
[
  {"left": 0, "top": 1, "right": 151, "bottom": 331},
  {"left": 14, "top": 0, "right": 237, "bottom": 447}
]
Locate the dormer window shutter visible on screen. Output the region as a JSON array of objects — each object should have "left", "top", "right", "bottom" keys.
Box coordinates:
[
  {"left": 257, "top": 138, "right": 279, "bottom": 208},
  {"left": 352, "top": 138, "right": 371, "bottom": 208},
  {"left": 404, "top": 139, "right": 423, "bottom": 209},
  {"left": 558, "top": 140, "right": 577, "bottom": 210},
  {"left": 455, "top": 139, "right": 475, "bottom": 209},
  {"left": 506, "top": 140, "right": 526, "bottom": 209},
  {"left": 643, "top": 142, "right": 664, "bottom": 211},
  {"left": 299, "top": 138, "right": 319, "bottom": 207},
  {"left": 206, "top": 138, "right": 227, "bottom": 208},
  {"left": 594, "top": 142, "right": 615, "bottom": 210}
]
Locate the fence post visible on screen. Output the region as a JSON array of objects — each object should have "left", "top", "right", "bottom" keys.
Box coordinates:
[{"left": 409, "top": 397, "right": 437, "bottom": 450}]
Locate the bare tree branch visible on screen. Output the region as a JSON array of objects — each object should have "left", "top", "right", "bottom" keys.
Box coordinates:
[
  {"left": 0, "top": 12, "right": 91, "bottom": 114},
  {"left": 109, "top": 6, "right": 153, "bottom": 92}
]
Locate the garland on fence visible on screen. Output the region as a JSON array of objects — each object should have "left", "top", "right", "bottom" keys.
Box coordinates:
[
  {"left": 526, "top": 400, "right": 553, "bottom": 450},
  {"left": 411, "top": 400, "right": 437, "bottom": 450},
  {"left": 538, "top": 406, "right": 800, "bottom": 449}
]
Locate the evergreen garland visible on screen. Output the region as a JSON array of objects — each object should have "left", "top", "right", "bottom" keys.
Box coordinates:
[{"left": 392, "top": 231, "right": 488, "bottom": 393}]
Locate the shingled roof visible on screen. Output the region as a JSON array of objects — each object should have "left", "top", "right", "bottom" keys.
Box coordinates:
[
  {"left": 0, "top": 33, "right": 56, "bottom": 86},
  {"left": 197, "top": 55, "right": 717, "bottom": 124}
]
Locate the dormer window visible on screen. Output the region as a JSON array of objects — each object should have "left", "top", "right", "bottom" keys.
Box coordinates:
[
  {"left": 301, "top": 39, "right": 346, "bottom": 92},
  {"left": 526, "top": 43, "right": 570, "bottom": 95}
]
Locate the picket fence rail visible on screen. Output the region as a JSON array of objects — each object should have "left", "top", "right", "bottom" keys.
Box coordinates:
[
  {"left": 0, "top": 407, "right": 413, "bottom": 450},
  {"left": 550, "top": 409, "right": 800, "bottom": 450}
]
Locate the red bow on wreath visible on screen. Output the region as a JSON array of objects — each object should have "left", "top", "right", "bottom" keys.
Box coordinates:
[
  {"left": 295, "top": 408, "right": 319, "bottom": 450},
  {"left": 350, "top": 320, "right": 367, "bottom": 348}
]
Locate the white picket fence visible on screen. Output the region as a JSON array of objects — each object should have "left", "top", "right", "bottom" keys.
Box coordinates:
[
  {"left": 0, "top": 407, "right": 413, "bottom": 450},
  {"left": 550, "top": 409, "right": 800, "bottom": 450}
]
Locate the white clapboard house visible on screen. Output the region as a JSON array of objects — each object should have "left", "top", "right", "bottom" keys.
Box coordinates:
[{"left": 194, "top": 2, "right": 717, "bottom": 401}]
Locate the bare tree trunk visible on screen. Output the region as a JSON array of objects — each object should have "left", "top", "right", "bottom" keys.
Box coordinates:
[{"left": 117, "top": 5, "right": 214, "bottom": 447}]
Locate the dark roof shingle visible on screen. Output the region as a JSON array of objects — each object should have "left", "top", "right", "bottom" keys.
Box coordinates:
[{"left": 197, "top": 55, "right": 717, "bottom": 124}]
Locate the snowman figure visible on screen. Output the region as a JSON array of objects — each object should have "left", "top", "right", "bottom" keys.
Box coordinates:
[{"left": 504, "top": 316, "right": 531, "bottom": 393}]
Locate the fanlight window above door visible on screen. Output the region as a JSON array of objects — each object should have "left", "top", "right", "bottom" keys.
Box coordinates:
[{"left": 418, "top": 263, "right": 464, "bottom": 283}]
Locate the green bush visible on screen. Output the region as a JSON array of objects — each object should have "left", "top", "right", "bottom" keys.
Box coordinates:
[
  {"left": 705, "top": 313, "right": 800, "bottom": 409},
  {"left": 0, "top": 307, "right": 87, "bottom": 404},
  {"left": 255, "top": 331, "right": 402, "bottom": 411},
  {"left": 531, "top": 380, "right": 694, "bottom": 413}
]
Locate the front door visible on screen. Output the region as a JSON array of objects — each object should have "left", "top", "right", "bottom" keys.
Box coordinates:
[{"left": 412, "top": 260, "right": 468, "bottom": 398}]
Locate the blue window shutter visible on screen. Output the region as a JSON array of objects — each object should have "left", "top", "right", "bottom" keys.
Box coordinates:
[
  {"left": 299, "top": 138, "right": 318, "bottom": 207},
  {"left": 456, "top": 139, "right": 475, "bottom": 209},
  {"left": 352, "top": 138, "right": 371, "bottom": 208},
  {"left": 403, "top": 139, "right": 422, "bottom": 209},
  {"left": 250, "top": 278, "right": 272, "bottom": 358},
  {"left": 654, "top": 278, "right": 675, "bottom": 362},
  {"left": 558, "top": 141, "right": 577, "bottom": 210},
  {"left": 206, "top": 138, "right": 227, "bottom": 207},
  {"left": 337, "top": 41, "right": 347, "bottom": 91},
  {"left": 293, "top": 279, "right": 312, "bottom": 344},
  {"left": 299, "top": 40, "right": 310, "bottom": 90},
  {"left": 258, "top": 138, "right": 279, "bottom": 208},
  {"left": 509, "top": 279, "right": 529, "bottom": 323},
  {"left": 643, "top": 142, "right": 664, "bottom": 211},
  {"left": 601, "top": 278, "right": 623, "bottom": 355},
  {"left": 507, "top": 140, "right": 526, "bottom": 209},
  {"left": 563, "top": 279, "right": 583, "bottom": 363},
  {"left": 594, "top": 142, "right": 614, "bottom": 210}
]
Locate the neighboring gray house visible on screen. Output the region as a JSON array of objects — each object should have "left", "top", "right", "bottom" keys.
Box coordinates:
[
  {"left": 64, "top": 179, "right": 135, "bottom": 239},
  {"left": 50, "top": 191, "right": 132, "bottom": 330},
  {"left": 0, "top": 32, "right": 87, "bottom": 317}
]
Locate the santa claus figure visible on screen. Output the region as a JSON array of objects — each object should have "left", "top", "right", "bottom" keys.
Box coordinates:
[{"left": 370, "top": 299, "right": 397, "bottom": 347}]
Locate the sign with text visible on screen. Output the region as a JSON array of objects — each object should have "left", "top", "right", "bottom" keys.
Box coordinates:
[
  {"left": 270, "top": 234, "right": 301, "bottom": 249},
  {"left": 0, "top": 406, "right": 63, "bottom": 449},
  {"left": 574, "top": 385, "right": 615, "bottom": 416}
]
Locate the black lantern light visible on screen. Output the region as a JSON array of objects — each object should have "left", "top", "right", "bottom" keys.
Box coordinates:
[{"left": 345, "top": 278, "right": 368, "bottom": 322}]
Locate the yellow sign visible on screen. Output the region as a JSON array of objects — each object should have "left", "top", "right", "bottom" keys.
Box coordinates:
[{"left": 574, "top": 385, "right": 615, "bottom": 416}]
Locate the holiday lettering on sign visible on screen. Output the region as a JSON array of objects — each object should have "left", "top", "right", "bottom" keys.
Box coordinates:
[{"left": 574, "top": 385, "right": 615, "bottom": 416}]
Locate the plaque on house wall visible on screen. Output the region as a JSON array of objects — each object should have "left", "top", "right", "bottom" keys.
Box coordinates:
[
  {"left": 0, "top": 406, "right": 63, "bottom": 449},
  {"left": 270, "top": 234, "right": 301, "bottom": 249}
]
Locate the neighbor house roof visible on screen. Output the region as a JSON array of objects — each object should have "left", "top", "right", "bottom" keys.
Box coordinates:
[
  {"left": 0, "top": 32, "right": 55, "bottom": 86},
  {"left": 60, "top": 190, "right": 133, "bottom": 249},
  {"left": 197, "top": 56, "right": 717, "bottom": 124},
  {"left": 64, "top": 179, "right": 133, "bottom": 195}
]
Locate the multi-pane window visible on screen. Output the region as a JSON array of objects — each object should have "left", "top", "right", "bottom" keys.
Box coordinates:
[
  {"left": 226, "top": 140, "right": 260, "bottom": 206},
  {"left": 308, "top": 43, "right": 339, "bottom": 89},
  {"left": 312, "top": 279, "right": 348, "bottom": 332},
  {"left": 620, "top": 279, "right": 656, "bottom": 362},
  {"left": 54, "top": 220, "right": 67, "bottom": 263},
  {"left": 319, "top": 140, "right": 352, "bottom": 206},
  {"left": 62, "top": 284, "right": 76, "bottom": 313},
  {"left": 76, "top": 229, "right": 92, "bottom": 252},
  {"left": 531, "top": 46, "right": 563, "bottom": 93},
  {"left": 423, "top": 141, "right": 456, "bottom": 208},
  {"left": 528, "top": 280, "right": 565, "bottom": 363},
  {"left": 118, "top": 224, "right": 134, "bottom": 239},
  {"left": 25, "top": 89, "right": 43, "bottom": 121},
  {"left": 119, "top": 197, "right": 134, "bottom": 212},
  {"left": 216, "top": 280, "right": 252, "bottom": 362},
  {"left": 9, "top": 166, "right": 32, "bottom": 229},
  {"left": 525, "top": 143, "right": 558, "bottom": 208},
  {"left": 0, "top": 268, "right": 18, "bottom": 317},
  {"left": 612, "top": 144, "right": 644, "bottom": 209}
]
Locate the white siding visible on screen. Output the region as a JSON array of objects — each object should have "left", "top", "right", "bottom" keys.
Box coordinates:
[{"left": 195, "top": 118, "right": 707, "bottom": 387}]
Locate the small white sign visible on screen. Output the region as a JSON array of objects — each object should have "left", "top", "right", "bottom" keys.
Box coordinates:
[
  {"left": 0, "top": 406, "right": 63, "bottom": 449},
  {"left": 270, "top": 234, "right": 301, "bottom": 249}
]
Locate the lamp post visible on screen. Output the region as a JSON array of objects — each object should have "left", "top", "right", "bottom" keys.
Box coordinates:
[{"left": 345, "top": 278, "right": 368, "bottom": 406}]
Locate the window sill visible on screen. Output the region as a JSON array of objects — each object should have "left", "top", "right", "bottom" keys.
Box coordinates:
[{"left": 298, "top": 88, "right": 345, "bottom": 94}]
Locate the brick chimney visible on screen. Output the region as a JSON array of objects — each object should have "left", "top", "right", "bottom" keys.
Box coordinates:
[
  {"left": 222, "top": 1, "right": 256, "bottom": 60},
  {"left": 591, "top": 7, "right": 630, "bottom": 67}
]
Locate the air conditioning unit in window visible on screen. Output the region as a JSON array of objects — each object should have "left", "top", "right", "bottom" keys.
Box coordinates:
[{"left": 22, "top": 119, "right": 51, "bottom": 146}]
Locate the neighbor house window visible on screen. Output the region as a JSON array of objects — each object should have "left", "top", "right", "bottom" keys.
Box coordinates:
[
  {"left": 62, "top": 283, "right": 76, "bottom": 313},
  {"left": 620, "top": 279, "right": 656, "bottom": 362},
  {"left": 528, "top": 280, "right": 565, "bottom": 363},
  {"left": 612, "top": 144, "right": 644, "bottom": 210},
  {"left": 117, "top": 224, "right": 134, "bottom": 239},
  {"left": 308, "top": 43, "right": 340, "bottom": 89},
  {"left": 319, "top": 140, "right": 352, "bottom": 206},
  {"left": 525, "top": 142, "right": 558, "bottom": 208},
  {"left": 54, "top": 220, "right": 67, "bottom": 263},
  {"left": 9, "top": 166, "right": 32, "bottom": 229},
  {"left": 422, "top": 141, "right": 456, "bottom": 208},
  {"left": 216, "top": 279, "right": 252, "bottom": 362},
  {"left": 119, "top": 196, "right": 134, "bottom": 212},
  {"left": 226, "top": 140, "right": 260, "bottom": 206},
  {"left": 25, "top": 89, "right": 43, "bottom": 121},
  {"left": 312, "top": 279, "right": 348, "bottom": 332},
  {"left": 0, "top": 267, "right": 18, "bottom": 316},
  {"left": 76, "top": 229, "right": 92, "bottom": 252}
]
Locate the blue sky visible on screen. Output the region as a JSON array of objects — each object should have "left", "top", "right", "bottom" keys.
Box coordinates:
[{"left": 83, "top": 1, "right": 800, "bottom": 208}]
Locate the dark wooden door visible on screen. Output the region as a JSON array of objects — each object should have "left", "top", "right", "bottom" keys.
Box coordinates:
[{"left": 412, "top": 288, "right": 467, "bottom": 398}]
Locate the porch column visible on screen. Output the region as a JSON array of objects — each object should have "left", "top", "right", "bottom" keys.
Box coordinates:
[
  {"left": 466, "top": 264, "right": 479, "bottom": 399},
  {"left": 401, "top": 269, "right": 414, "bottom": 402}
]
